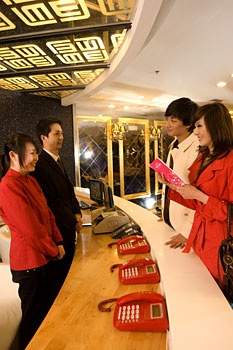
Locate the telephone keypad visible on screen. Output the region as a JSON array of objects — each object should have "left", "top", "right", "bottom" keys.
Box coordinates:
[
  {"left": 121, "top": 241, "right": 138, "bottom": 250},
  {"left": 117, "top": 236, "right": 151, "bottom": 255},
  {"left": 123, "top": 240, "right": 146, "bottom": 250},
  {"left": 112, "top": 292, "right": 169, "bottom": 332},
  {"left": 122, "top": 267, "right": 139, "bottom": 279},
  {"left": 118, "top": 304, "right": 140, "bottom": 323}
]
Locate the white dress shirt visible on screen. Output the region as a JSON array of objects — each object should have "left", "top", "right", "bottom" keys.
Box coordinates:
[{"left": 162, "top": 133, "right": 199, "bottom": 237}]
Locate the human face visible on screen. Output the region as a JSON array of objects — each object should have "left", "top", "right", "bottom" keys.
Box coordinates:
[
  {"left": 10, "top": 143, "right": 38, "bottom": 174},
  {"left": 42, "top": 123, "right": 64, "bottom": 155},
  {"left": 166, "top": 116, "right": 190, "bottom": 143},
  {"left": 194, "top": 117, "right": 213, "bottom": 152}
]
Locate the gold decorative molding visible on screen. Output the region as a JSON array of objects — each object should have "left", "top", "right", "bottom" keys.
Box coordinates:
[{"left": 0, "top": 0, "right": 135, "bottom": 97}]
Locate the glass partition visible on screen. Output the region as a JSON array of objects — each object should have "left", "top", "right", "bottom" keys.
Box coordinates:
[
  {"left": 74, "top": 116, "right": 113, "bottom": 189},
  {"left": 116, "top": 118, "right": 150, "bottom": 199},
  {"left": 74, "top": 115, "right": 170, "bottom": 199}
]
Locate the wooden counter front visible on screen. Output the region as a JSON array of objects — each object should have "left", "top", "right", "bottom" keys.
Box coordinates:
[{"left": 26, "top": 224, "right": 166, "bottom": 350}]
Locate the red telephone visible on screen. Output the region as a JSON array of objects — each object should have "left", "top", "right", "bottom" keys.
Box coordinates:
[
  {"left": 98, "top": 291, "right": 169, "bottom": 332},
  {"left": 108, "top": 235, "right": 150, "bottom": 254},
  {"left": 110, "top": 258, "right": 160, "bottom": 284}
]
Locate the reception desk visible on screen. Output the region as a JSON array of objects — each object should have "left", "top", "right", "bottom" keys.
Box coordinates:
[{"left": 26, "top": 192, "right": 233, "bottom": 350}]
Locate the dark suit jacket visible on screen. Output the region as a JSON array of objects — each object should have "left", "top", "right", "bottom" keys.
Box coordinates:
[{"left": 32, "top": 149, "right": 81, "bottom": 245}]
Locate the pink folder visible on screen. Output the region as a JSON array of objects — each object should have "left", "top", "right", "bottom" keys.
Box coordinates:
[{"left": 150, "top": 158, "right": 186, "bottom": 186}]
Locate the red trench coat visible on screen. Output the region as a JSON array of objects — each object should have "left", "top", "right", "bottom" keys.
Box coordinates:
[{"left": 169, "top": 150, "right": 233, "bottom": 280}]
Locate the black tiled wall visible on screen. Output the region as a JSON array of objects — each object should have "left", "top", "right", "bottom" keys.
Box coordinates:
[{"left": 0, "top": 90, "right": 76, "bottom": 183}]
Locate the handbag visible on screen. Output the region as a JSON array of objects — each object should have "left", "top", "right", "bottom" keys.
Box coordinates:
[{"left": 218, "top": 203, "right": 233, "bottom": 305}]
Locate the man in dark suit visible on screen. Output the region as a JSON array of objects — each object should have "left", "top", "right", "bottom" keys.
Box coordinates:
[{"left": 33, "top": 118, "right": 82, "bottom": 301}]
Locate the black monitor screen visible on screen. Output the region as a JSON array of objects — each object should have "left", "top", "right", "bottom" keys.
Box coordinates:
[
  {"left": 103, "top": 182, "right": 114, "bottom": 209},
  {"left": 89, "top": 179, "right": 104, "bottom": 206}
]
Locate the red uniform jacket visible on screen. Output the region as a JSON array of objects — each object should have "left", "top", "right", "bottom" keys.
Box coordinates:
[
  {"left": 0, "top": 168, "right": 63, "bottom": 270},
  {"left": 169, "top": 150, "right": 233, "bottom": 280}
]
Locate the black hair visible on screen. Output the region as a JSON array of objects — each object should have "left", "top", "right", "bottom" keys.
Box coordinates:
[
  {"left": 1, "top": 133, "right": 38, "bottom": 178},
  {"left": 193, "top": 103, "right": 233, "bottom": 181},
  {"left": 165, "top": 97, "right": 198, "bottom": 132},
  {"left": 36, "top": 118, "right": 62, "bottom": 144},
  {"left": 0, "top": 154, "right": 9, "bottom": 179}
]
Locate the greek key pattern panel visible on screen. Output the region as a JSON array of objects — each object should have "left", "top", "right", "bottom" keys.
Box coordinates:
[{"left": 0, "top": 0, "right": 135, "bottom": 97}]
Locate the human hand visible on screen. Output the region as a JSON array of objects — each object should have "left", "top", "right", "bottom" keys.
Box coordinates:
[
  {"left": 165, "top": 234, "right": 187, "bottom": 249},
  {"left": 157, "top": 173, "right": 169, "bottom": 185},
  {"left": 57, "top": 245, "right": 65, "bottom": 259},
  {"left": 157, "top": 173, "right": 177, "bottom": 190},
  {"left": 175, "top": 184, "right": 195, "bottom": 198},
  {"left": 175, "top": 184, "right": 209, "bottom": 204},
  {"left": 157, "top": 217, "right": 163, "bottom": 222},
  {"left": 75, "top": 214, "right": 83, "bottom": 233}
]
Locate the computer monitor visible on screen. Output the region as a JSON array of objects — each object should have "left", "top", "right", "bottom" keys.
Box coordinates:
[
  {"left": 89, "top": 178, "right": 114, "bottom": 209},
  {"left": 103, "top": 182, "right": 114, "bottom": 209},
  {"left": 89, "top": 178, "right": 104, "bottom": 206}
]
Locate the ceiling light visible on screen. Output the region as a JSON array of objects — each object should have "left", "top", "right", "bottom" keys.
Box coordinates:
[
  {"left": 217, "top": 81, "right": 227, "bottom": 87},
  {"left": 108, "top": 104, "right": 116, "bottom": 109},
  {"left": 137, "top": 95, "right": 144, "bottom": 99},
  {"left": 124, "top": 106, "right": 130, "bottom": 110}
]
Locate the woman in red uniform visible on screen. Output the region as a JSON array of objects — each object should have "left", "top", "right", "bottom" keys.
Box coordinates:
[
  {"left": 158, "top": 103, "right": 233, "bottom": 281},
  {"left": 0, "top": 133, "right": 65, "bottom": 350}
]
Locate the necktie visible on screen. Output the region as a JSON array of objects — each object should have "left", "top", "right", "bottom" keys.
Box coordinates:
[
  {"left": 57, "top": 157, "right": 65, "bottom": 175},
  {"left": 163, "top": 155, "right": 174, "bottom": 228},
  {"left": 163, "top": 140, "right": 179, "bottom": 227}
]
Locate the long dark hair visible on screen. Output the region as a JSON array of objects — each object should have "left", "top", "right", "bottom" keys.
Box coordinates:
[
  {"left": 193, "top": 103, "right": 233, "bottom": 179},
  {"left": 0, "top": 133, "right": 38, "bottom": 179}
]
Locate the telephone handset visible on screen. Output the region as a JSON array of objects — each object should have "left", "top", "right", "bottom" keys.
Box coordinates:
[
  {"left": 108, "top": 235, "right": 150, "bottom": 254},
  {"left": 110, "top": 258, "right": 160, "bottom": 284},
  {"left": 98, "top": 291, "right": 169, "bottom": 332}
]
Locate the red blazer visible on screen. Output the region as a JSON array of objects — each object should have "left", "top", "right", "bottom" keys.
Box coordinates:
[
  {"left": 169, "top": 150, "right": 233, "bottom": 279},
  {"left": 0, "top": 169, "right": 63, "bottom": 270}
]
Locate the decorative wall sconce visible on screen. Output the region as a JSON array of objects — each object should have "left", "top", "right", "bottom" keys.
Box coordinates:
[
  {"left": 111, "top": 122, "right": 127, "bottom": 140},
  {"left": 140, "top": 121, "right": 162, "bottom": 140},
  {"left": 149, "top": 123, "right": 162, "bottom": 140}
]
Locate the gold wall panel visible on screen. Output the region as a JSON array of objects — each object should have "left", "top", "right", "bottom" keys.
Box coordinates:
[{"left": 0, "top": 0, "right": 135, "bottom": 97}]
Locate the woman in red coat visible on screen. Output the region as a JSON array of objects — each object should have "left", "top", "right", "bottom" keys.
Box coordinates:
[
  {"left": 158, "top": 103, "right": 233, "bottom": 281},
  {"left": 0, "top": 133, "right": 65, "bottom": 350}
]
